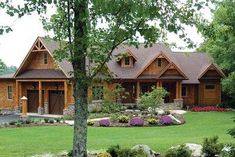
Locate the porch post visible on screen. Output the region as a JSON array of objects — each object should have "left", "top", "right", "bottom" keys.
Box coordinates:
[
  {"left": 64, "top": 80, "right": 68, "bottom": 109},
  {"left": 174, "top": 81, "right": 183, "bottom": 109},
  {"left": 136, "top": 81, "right": 140, "bottom": 99},
  {"left": 38, "top": 81, "right": 43, "bottom": 114}
]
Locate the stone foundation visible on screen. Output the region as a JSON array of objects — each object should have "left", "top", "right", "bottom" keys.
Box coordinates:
[
  {"left": 173, "top": 99, "right": 183, "bottom": 109},
  {"left": 14, "top": 105, "right": 21, "bottom": 114},
  {"left": 38, "top": 107, "right": 44, "bottom": 115},
  {"left": 44, "top": 103, "right": 49, "bottom": 114},
  {"left": 159, "top": 99, "right": 183, "bottom": 110},
  {"left": 63, "top": 104, "right": 75, "bottom": 116}
]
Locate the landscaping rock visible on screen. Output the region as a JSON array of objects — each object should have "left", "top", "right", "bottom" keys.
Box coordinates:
[
  {"left": 185, "top": 143, "right": 202, "bottom": 157},
  {"left": 168, "top": 114, "right": 181, "bottom": 124},
  {"left": 132, "top": 144, "right": 160, "bottom": 157},
  {"left": 155, "top": 108, "right": 164, "bottom": 115}
]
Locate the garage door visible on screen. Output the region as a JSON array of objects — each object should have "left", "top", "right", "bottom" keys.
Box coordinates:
[{"left": 49, "top": 90, "right": 64, "bottom": 115}]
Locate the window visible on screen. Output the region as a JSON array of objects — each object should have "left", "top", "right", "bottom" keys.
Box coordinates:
[
  {"left": 157, "top": 58, "right": 162, "bottom": 67},
  {"left": 7, "top": 85, "right": 13, "bottom": 100},
  {"left": 124, "top": 57, "right": 130, "bottom": 65},
  {"left": 92, "top": 86, "right": 104, "bottom": 100},
  {"left": 182, "top": 86, "right": 187, "bottom": 97},
  {"left": 43, "top": 52, "right": 48, "bottom": 64},
  {"left": 205, "top": 84, "right": 215, "bottom": 90}
]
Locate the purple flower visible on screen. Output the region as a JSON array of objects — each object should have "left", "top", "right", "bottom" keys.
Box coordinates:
[
  {"left": 159, "top": 115, "right": 173, "bottom": 125},
  {"left": 99, "top": 119, "right": 110, "bottom": 127},
  {"left": 129, "top": 117, "right": 144, "bottom": 126}
]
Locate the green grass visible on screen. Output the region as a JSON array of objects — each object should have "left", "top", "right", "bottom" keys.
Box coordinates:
[{"left": 0, "top": 112, "right": 234, "bottom": 157}]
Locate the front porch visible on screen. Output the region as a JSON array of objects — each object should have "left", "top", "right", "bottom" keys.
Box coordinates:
[
  {"left": 120, "top": 80, "right": 183, "bottom": 108},
  {"left": 15, "top": 79, "right": 71, "bottom": 115}
]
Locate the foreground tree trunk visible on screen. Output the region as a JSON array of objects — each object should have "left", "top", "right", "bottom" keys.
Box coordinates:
[{"left": 72, "top": 0, "right": 89, "bottom": 157}]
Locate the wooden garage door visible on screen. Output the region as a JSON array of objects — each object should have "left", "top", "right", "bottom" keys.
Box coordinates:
[
  {"left": 27, "top": 90, "right": 39, "bottom": 113},
  {"left": 49, "top": 90, "right": 64, "bottom": 115}
]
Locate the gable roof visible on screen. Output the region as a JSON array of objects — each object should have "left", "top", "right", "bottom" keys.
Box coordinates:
[
  {"left": 12, "top": 37, "right": 224, "bottom": 83},
  {"left": 198, "top": 63, "right": 226, "bottom": 79}
]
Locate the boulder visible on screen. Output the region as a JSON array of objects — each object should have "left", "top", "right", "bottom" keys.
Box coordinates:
[
  {"left": 132, "top": 144, "right": 160, "bottom": 157},
  {"left": 155, "top": 108, "right": 165, "bottom": 115},
  {"left": 185, "top": 143, "right": 202, "bottom": 157}
]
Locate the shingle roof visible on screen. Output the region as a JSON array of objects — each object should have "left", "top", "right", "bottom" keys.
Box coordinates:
[
  {"left": 0, "top": 73, "right": 15, "bottom": 79},
  {"left": 38, "top": 37, "right": 223, "bottom": 84},
  {"left": 16, "top": 69, "right": 67, "bottom": 79}
]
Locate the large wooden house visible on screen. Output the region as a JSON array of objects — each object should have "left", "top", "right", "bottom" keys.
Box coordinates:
[{"left": 0, "top": 37, "right": 225, "bottom": 115}]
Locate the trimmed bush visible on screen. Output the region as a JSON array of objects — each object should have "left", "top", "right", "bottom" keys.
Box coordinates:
[
  {"left": 87, "top": 121, "right": 95, "bottom": 126},
  {"left": 99, "top": 119, "right": 110, "bottom": 127},
  {"left": 118, "top": 115, "right": 129, "bottom": 123},
  {"left": 147, "top": 118, "right": 158, "bottom": 125},
  {"left": 159, "top": 115, "right": 173, "bottom": 125},
  {"left": 107, "top": 145, "right": 120, "bottom": 157},
  {"left": 165, "top": 145, "right": 192, "bottom": 157},
  {"left": 9, "top": 121, "right": 17, "bottom": 125},
  {"left": 202, "top": 136, "right": 223, "bottom": 157},
  {"left": 97, "top": 152, "right": 112, "bottom": 157},
  {"left": 129, "top": 117, "right": 144, "bottom": 126},
  {"left": 101, "top": 101, "right": 121, "bottom": 113}
]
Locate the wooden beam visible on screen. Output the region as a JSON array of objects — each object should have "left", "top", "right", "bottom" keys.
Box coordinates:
[
  {"left": 64, "top": 81, "right": 68, "bottom": 109},
  {"left": 136, "top": 81, "right": 140, "bottom": 99},
  {"left": 17, "top": 79, "right": 67, "bottom": 82},
  {"left": 16, "top": 81, "right": 19, "bottom": 107},
  {"left": 179, "top": 81, "right": 182, "bottom": 99},
  {"left": 176, "top": 81, "right": 179, "bottom": 99},
  {"left": 39, "top": 81, "right": 42, "bottom": 108}
]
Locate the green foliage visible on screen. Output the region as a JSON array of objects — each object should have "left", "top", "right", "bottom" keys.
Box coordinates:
[
  {"left": 165, "top": 145, "right": 192, "bottom": 157},
  {"left": 97, "top": 152, "right": 112, "bottom": 157},
  {"left": 0, "top": 59, "right": 17, "bottom": 75},
  {"left": 220, "top": 143, "right": 235, "bottom": 157},
  {"left": 139, "top": 87, "right": 168, "bottom": 110},
  {"left": 101, "top": 101, "right": 121, "bottom": 113},
  {"left": 87, "top": 121, "right": 95, "bottom": 126},
  {"left": 107, "top": 145, "right": 120, "bottom": 157},
  {"left": 202, "top": 136, "right": 223, "bottom": 157},
  {"left": 147, "top": 118, "right": 158, "bottom": 125},
  {"left": 107, "top": 145, "right": 147, "bottom": 157},
  {"left": 118, "top": 115, "right": 129, "bottom": 123},
  {"left": 197, "top": 0, "right": 235, "bottom": 108},
  {"left": 104, "top": 84, "right": 126, "bottom": 103},
  {"left": 228, "top": 116, "right": 235, "bottom": 138}
]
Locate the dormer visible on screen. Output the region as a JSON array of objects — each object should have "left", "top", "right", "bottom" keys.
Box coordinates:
[{"left": 116, "top": 49, "right": 137, "bottom": 68}]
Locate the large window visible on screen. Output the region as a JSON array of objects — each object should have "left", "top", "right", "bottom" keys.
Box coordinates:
[
  {"left": 205, "top": 83, "right": 215, "bottom": 90},
  {"left": 43, "top": 52, "right": 48, "bottom": 64},
  {"left": 7, "top": 85, "right": 13, "bottom": 100},
  {"left": 92, "top": 86, "right": 104, "bottom": 100},
  {"left": 182, "top": 86, "right": 187, "bottom": 97}
]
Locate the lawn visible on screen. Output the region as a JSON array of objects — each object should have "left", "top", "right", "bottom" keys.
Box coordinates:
[{"left": 0, "top": 112, "right": 234, "bottom": 156}]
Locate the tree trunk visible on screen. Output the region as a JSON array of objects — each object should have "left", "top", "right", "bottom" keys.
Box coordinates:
[{"left": 72, "top": 0, "right": 89, "bottom": 157}]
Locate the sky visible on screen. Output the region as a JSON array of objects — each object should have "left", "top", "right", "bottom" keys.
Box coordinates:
[{"left": 0, "top": 4, "right": 212, "bottom": 67}]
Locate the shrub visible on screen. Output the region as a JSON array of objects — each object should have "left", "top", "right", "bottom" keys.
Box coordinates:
[
  {"left": 118, "top": 115, "right": 129, "bottom": 123},
  {"left": 9, "top": 121, "right": 17, "bottom": 125},
  {"left": 87, "top": 121, "right": 95, "bottom": 126},
  {"left": 202, "top": 136, "right": 223, "bottom": 157},
  {"left": 117, "top": 148, "right": 132, "bottom": 157},
  {"left": 117, "top": 148, "right": 147, "bottom": 157},
  {"left": 44, "top": 118, "right": 49, "bottom": 123},
  {"left": 165, "top": 145, "right": 192, "bottom": 157},
  {"left": 55, "top": 118, "right": 61, "bottom": 123},
  {"left": 25, "top": 119, "right": 31, "bottom": 124},
  {"left": 97, "top": 152, "right": 112, "bottom": 157},
  {"left": 159, "top": 115, "right": 173, "bottom": 125},
  {"left": 139, "top": 87, "right": 168, "bottom": 110},
  {"left": 62, "top": 115, "right": 74, "bottom": 120},
  {"left": 129, "top": 117, "right": 144, "bottom": 126},
  {"left": 101, "top": 101, "right": 121, "bottom": 113},
  {"left": 107, "top": 145, "right": 120, "bottom": 157},
  {"left": 220, "top": 143, "right": 235, "bottom": 157},
  {"left": 147, "top": 118, "right": 158, "bottom": 125},
  {"left": 99, "top": 119, "right": 110, "bottom": 127},
  {"left": 67, "top": 150, "right": 73, "bottom": 157}
]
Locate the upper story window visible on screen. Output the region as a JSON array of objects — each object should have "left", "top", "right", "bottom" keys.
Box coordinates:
[
  {"left": 205, "top": 83, "right": 215, "bottom": 90},
  {"left": 7, "top": 85, "right": 13, "bottom": 100},
  {"left": 182, "top": 86, "right": 187, "bottom": 97},
  {"left": 124, "top": 57, "right": 130, "bottom": 65},
  {"left": 157, "top": 58, "right": 162, "bottom": 67},
  {"left": 43, "top": 52, "right": 48, "bottom": 64}
]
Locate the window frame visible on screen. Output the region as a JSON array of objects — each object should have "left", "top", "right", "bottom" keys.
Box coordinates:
[
  {"left": 92, "top": 86, "right": 104, "bottom": 100},
  {"left": 124, "top": 57, "right": 130, "bottom": 66},
  {"left": 43, "top": 52, "right": 48, "bottom": 64},
  {"left": 205, "top": 83, "right": 215, "bottom": 90},
  {"left": 157, "top": 58, "right": 162, "bottom": 67},
  {"left": 182, "top": 86, "right": 187, "bottom": 97},
  {"left": 7, "top": 85, "right": 13, "bottom": 100}
]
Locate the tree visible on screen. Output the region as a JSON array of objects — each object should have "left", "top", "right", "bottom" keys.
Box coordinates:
[
  {"left": 0, "top": 1, "right": 211, "bottom": 156},
  {"left": 197, "top": 0, "right": 235, "bottom": 107},
  {"left": 0, "top": 59, "right": 7, "bottom": 75}
]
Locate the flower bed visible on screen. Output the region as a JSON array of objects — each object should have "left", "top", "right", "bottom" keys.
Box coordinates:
[{"left": 191, "top": 106, "right": 228, "bottom": 112}]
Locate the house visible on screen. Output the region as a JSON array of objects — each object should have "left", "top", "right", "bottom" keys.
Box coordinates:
[{"left": 0, "top": 37, "right": 225, "bottom": 115}]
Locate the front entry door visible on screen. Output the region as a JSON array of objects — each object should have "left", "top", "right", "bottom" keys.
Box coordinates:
[
  {"left": 27, "top": 90, "right": 39, "bottom": 113},
  {"left": 49, "top": 90, "right": 64, "bottom": 115}
]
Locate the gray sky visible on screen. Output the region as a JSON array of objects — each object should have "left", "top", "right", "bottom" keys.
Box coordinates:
[{"left": 0, "top": 6, "right": 211, "bottom": 67}]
